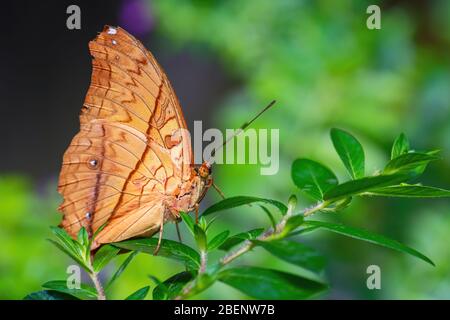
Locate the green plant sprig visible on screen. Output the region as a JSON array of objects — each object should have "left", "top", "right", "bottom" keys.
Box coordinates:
[{"left": 25, "top": 129, "right": 450, "bottom": 300}]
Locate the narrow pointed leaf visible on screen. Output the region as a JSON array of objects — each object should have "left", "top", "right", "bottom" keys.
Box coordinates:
[
  {"left": 198, "top": 216, "right": 207, "bottom": 230},
  {"left": 50, "top": 227, "right": 84, "bottom": 260},
  {"left": 383, "top": 152, "right": 439, "bottom": 175},
  {"left": 330, "top": 128, "right": 365, "bottom": 179},
  {"left": 180, "top": 212, "right": 195, "bottom": 236},
  {"left": 280, "top": 214, "right": 305, "bottom": 236},
  {"left": 391, "top": 133, "right": 410, "bottom": 159},
  {"left": 93, "top": 244, "right": 121, "bottom": 272},
  {"left": 208, "top": 230, "right": 230, "bottom": 251},
  {"left": 77, "top": 227, "right": 89, "bottom": 248},
  {"left": 113, "top": 238, "right": 200, "bottom": 270},
  {"left": 259, "top": 205, "right": 277, "bottom": 230},
  {"left": 292, "top": 159, "right": 338, "bottom": 200},
  {"left": 202, "top": 196, "right": 287, "bottom": 216},
  {"left": 367, "top": 184, "right": 450, "bottom": 197},
  {"left": 304, "top": 220, "right": 434, "bottom": 266},
  {"left": 125, "top": 286, "right": 150, "bottom": 300},
  {"left": 105, "top": 251, "right": 138, "bottom": 290},
  {"left": 153, "top": 271, "right": 195, "bottom": 300},
  {"left": 194, "top": 225, "right": 207, "bottom": 252},
  {"left": 42, "top": 281, "right": 97, "bottom": 299},
  {"left": 219, "top": 228, "right": 265, "bottom": 251},
  {"left": 287, "top": 226, "right": 321, "bottom": 237},
  {"left": 323, "top": 174, "right": 407, "bottom": 201},
  {"left": 47, "top": 239, "right": 89, "bottom": 272},
  {"left": 252, "top": 240, "right": 325, "bottom": 273},
  {"left": 24, "top": 290, "right": 80, "bottom": 300},
  {"left": 218, "top": 266, "right": 327, "bottom": 299}
]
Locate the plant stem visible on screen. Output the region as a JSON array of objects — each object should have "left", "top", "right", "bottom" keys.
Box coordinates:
[
  {"left": 178, "top": 198, "right": 332, "bottom": 299},
  {"left": 174, "top": 248, "right": 208, "bottom": 300},
  {"left": 89, "top": 271, "right": 106, "bottom": 300},
  {"left": 303, "top": 201, "right": 328, "bottom": 217},
  {"left": 88, "top": 252, "right": 106, "bottom": 300},
  {"left": 220, "top": 200, "right": 329, "bottom": 265},
  {"left": 199, "top": 250, "right": 207, "bottom": 273},
  {"left": 220, "top": 227, "right": 271, "bottom": 266}
]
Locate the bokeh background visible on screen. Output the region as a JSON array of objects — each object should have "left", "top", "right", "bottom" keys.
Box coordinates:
[{"left": 1, "top": 0, "right": 449, "bottom": 299}]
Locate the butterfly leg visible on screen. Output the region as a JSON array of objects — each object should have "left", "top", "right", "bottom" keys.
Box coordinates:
[
  {"left": 194, "top": 203, "right": 199, "bottom": 224},
  {"left": 175, "top": 221, "right": 183, "bottom": 244},
  {"left": 212, "top": 181, "right": 226, "bottom": 200},
  {"left": 153, "top": 213, "right": 165, "bottom": 256}
]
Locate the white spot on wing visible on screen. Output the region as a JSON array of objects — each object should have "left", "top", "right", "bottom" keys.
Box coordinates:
[{"left": 107, "top": 27, "right": 117, "bottom": 35}]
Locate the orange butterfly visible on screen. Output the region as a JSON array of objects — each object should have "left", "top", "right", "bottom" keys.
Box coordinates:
[{"left": 57, "top": 26, "right": 213, "bottom": 252}]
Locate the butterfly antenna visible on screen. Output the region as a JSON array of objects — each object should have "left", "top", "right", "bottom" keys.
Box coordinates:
[{"left": 207, "top": 100, "right": 277, "bottom": 163}]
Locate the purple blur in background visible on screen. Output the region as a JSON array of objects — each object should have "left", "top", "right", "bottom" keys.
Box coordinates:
[{"left": 119, "top": 0, "right": 154, "bottom": 36}]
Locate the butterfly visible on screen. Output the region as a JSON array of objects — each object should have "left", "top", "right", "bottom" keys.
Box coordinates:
[
  {"left": 57, "top": 26, "right": 214, "bottom": 252},
  {"left": 57, "top": 25, "right": 275, "bottom": 253}
]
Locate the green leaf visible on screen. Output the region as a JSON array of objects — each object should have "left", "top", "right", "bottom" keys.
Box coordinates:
[
  {"left": 198, "top": 216, "right": 208, "bottom": 230},
  {"left": 282, "top": 214, "right": 304, "bottom": 235},
  {"left": 304, "top": 220, "right": 434, "bottom": 266},
  {"left": 42, "top": 280, "right": 97, "bottom": 300},
  {"left": 180, "top": 212, "right": 195, "bottom": 236},
  {"left": 291, "top": 159, "right": 338, "bottom": 200},
  {"left": 367, "top": 184, "right": 450, "bottom": 197},
  {"left": 253, "top": 240, "right": 325, "bottom": 273},
  {"left": 50, "top": 227, "right": 85, "bottom": 264},
  {"left": 77, "top": 227, "right": 89, "bottom": 248},
  {"left": 88, "top": 222, "right": 108, "bottom": 250},
  {"left": 153, "top": 271, "right": 195, "bottom": 300},
  {"left": 218, "top": 266, "right": 327, "bottom": 299},
  {"left": 287, "top": 226, "right": 321, "bottom": 237},
  {"left": 113, "top": 238, "right": 200, "bottom": 270},
  {"left": 383, "top": 152, "right": 439, "bottom": 175},
  {"left": 329, "top": 197, "right": 353, "bottom": 211},
  {"left": 205, "top": 216, "right": 219, "bottom": 231},
  {"left": 259, "top": 205, "right": 277, "bottom": 230},
  {"left": 50, "top": 226, "right": 77, "bottom": 249},
  {"left": 125, "top": 286, "right": 150, "bottom": 300},
  {"left": 93, "top": 244, "right": 121, "bottom": 272},
  {"left": 47, "top": 239, "right": 89, "bottom": 272},
  {"left": 24, "top": 290, "right": 80, "bottom": 300},
  {"left": 194, "top": 224, "right": 207, "bottom": 252},
  {"left": 202, "top": 196, "right": 287, "bottom": 216},
  {"left": 323, "top": 174, "right": 407, "bottom": 201},
  {"left": 330, "top": 128, "right": 365, "bottom": 179},
  {"left": 391, "top": 133, "right": 410, "bottom": 159},
  {"left": 105, "top": 251, "right": 138, "bottom": 290},
  {"left": 208, "top": 230, "right": 230, "bottom": 251},
  {"left": 77, "top": 227, "right": 90, "bottom": 261},
  {"left": 180, "top": 273, "right": 216, "bottom": 299},
  {"left": 219, "top": 228, "right": 265, "bottom": 251}
]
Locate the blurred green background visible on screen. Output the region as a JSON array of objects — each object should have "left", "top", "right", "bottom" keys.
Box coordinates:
[{"left": 1, "top": 0, "right": 449, "bottom": 299}]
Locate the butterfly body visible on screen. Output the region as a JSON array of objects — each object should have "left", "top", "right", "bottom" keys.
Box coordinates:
[{"left": 57, "top": 26, "right": 211, "bottom": 249}]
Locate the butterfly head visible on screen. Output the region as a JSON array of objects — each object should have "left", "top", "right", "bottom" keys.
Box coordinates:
[{"left": 197, "top": 162, "right": 212, "bottom": 180}]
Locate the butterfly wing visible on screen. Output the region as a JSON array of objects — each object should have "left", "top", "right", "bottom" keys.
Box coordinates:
[{"left": 58, "top": 26, "right": 192, "bottom": 247}]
